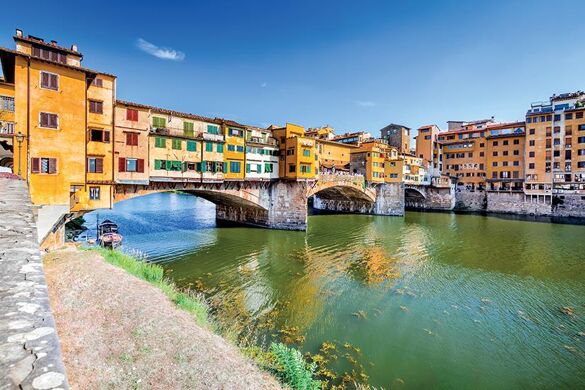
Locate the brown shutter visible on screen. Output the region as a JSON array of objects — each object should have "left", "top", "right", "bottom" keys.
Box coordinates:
[
  {"left": 126, "top": 109, "right": 132, "bottom": 121},
  {"left": 118, "top": 157, "right": 126, "bottom": 172},
  {"left": 137, "top": 159, "right": 144, "bottom": 173},
  {"left": 49, "top": 114, "right": 58, "bottom": 128},
  {"left": 96, "top": 158, "right": 103, "bottom": 173},
  {"left": 126, "top": 132, "right": 132, "bottom": 145},
  {"left": 50, "top": 74, "right": 58, "bottom": 90},
  {"left": 48, "top": 158, "right": 57, "bottom": 174},
  {"left": 41, "top": 72, "right": 48, "bottom": 88},
  {"left": 132, "top": 133, "right": 138, "bottom": 146},
  {"left": 103, "top": 131, "right": 110, "bottom": 143},
  {"left": 40, "top": 113, "right": 47, "bottom": 127},
  {"left": 31, "top": 158, "right": 40, "bottom": 173}
]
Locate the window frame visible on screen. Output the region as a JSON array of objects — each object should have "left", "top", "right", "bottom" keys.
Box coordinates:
[
  {"left": 40, "top": 71, "right": 59, "bottom": 91},
  {"left": 39, "top": 112, "right": 59, "bottom": 129}
]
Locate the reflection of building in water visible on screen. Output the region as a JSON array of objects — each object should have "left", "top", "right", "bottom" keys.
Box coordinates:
[{"left": 347, "top": 246, "right": 400, "bottom": 285}]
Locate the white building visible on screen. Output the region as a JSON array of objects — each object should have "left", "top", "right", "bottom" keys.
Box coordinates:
[{"left": 245, "top": 127, "right": 279, "bottom": 180}]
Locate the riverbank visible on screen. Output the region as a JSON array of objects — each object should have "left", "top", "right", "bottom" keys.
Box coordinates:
[{"left": 43, "top": 246, "right": 281, "bottom": 389}]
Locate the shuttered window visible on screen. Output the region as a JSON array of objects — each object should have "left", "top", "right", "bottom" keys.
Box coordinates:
[
  {"left": 32, "top": 46, "right": 66, "bottom": 64},
  {"left": 90, "top": 129, "right": 110, "bottom": 143},
  {"left": 39, "top": 112, "right": 58, "bottom": 128},
  {"left": 172, "top": 139, "right": 182, "bottom": 150},
  {"left": 89, "top": 187, "right": 101, "bottom": 200},
  {"left": 89, "top": 100, "right": 103, "bottom": 114},
  {"left": 31, "top": 157, "right": 57, "bottom": 174},
  {"left": 40, "top": 71, "right": 59, "bottom": 90},
  {"left": 152, "top": 117, "right": 166, "bottom": 128},
  {"left": 87, "top": 157, "right": 104, "bottom": 173},
  {"left": 205, "top": 142, "right": 213, "bottom": 152},
  {"left": 217, "top": 144, "right": 223, "bottom": 153},
  {"left": 155, "top": 137, "right": 166, "bottom": 148},
  {"left": 92, "top": 78, "right": 103, "bottom": 87},
  {"left": 207, "top": 125, "right": 219, "bottom": 135},
  {"left": 126, "top": 132, "right": 138, "bottom": 146},
  {"left": 184, "top": 122, "right": 194, "bottom": 137},
  {"left": 126, "top": 109, "right": 139, "bottom": 121},
  {"left": 186, "top": 140, "right": 197, "bottom": 152}
]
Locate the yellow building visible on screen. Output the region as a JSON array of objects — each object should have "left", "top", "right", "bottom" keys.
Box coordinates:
[
  {"left": 222, "top": 120, "right": 245, "bottom": 180},
  {"left": 0, "top": 79, "right": 15, "bottom": 170},
  {"left": 349, "top": 140, "right": 389, "bottom": 183},
  {"left": 315, "top": 138, "right": 355, "bottom": 173},
  {"left": 272, "top": 123, "right": 317, "bottom": 180},
  {"left": 0, "top": 29, "right": 116, "bottom": 217}
]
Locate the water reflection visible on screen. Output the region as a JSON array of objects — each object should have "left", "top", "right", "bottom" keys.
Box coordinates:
[{"left": 83, "top": 192, "right": 585, "bottom": 389}]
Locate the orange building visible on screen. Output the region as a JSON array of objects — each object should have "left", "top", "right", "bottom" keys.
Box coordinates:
[
  {"left": 349, "top": 139, "right": 390, "bottom": 183},
  {"left": 272, "top": 123, "right": 317, "bottom": 180},
  {"left": 114, "top": 101, "right": 150, "bottom": 184},
  {"left": 485, "top": 122, "right": 526, "bottom": 192}
]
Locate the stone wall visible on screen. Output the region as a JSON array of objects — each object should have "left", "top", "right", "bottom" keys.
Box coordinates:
[
  {"left": 486, "top": 191, "right": 551, "bottom": 216},
  {"left": 454, "top": 189, "right": 486, "bottom": 212},
  {"left": 267, "top": 181, "right": 308, "bottom": 230},
  {"left": 374, "top": 183, "right": 404, "bottom": 216},
  {"left": 406, "top": 186, "right": 455, "bottom": 210},
  {"left": 313, "top": 197, "right": 376, "bottom": 214},
  {"left": 552, "top": 194, "right": 585, "bottom": 218},
  {"left": 0, "top": 178, "right": 69, "bottom": 389}
]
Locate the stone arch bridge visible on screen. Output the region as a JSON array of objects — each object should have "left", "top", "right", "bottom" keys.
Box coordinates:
[{"left": 113, "top": 174, "right": 405, "bottom": 231}]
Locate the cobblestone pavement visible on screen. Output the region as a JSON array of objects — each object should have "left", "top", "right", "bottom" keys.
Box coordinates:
[{"left": 0, "top": 178, "right": 69, "bottom": 390}]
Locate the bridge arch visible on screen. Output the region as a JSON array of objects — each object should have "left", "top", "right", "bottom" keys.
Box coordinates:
[
  {"left": 307, "top": 175, "right": 376, "bottom": 203},
  {"left": 404, "top": 186, "right": 426, "bottom": 209}
]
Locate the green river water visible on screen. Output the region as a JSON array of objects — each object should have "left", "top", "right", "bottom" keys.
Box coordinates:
[{"left": 85, "top": 192, "right": 585, "bottom": 389}]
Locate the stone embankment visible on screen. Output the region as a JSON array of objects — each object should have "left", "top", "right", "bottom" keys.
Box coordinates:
[{"left": 0, "top": 178, "right": 69, "bottom": 390}]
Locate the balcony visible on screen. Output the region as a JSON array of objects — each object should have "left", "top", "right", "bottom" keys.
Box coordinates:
[
  {"left": 202, "top": 132, "right": 224, "bottom": 142},
  {"left": 0, "top": 122, "right": 14, "bottom": 136}
]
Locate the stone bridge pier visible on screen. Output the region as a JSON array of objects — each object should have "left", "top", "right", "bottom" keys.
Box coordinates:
[
  {"left": 309, "top": 174, "right": 404, "bottom": 216},
  {"left": 404, "top": 184, "right": 455, "bottom": 210}
]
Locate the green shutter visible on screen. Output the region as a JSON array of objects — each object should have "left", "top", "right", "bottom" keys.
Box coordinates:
[
  {"left": 246, "top": 163, "right": 250, "bottom": 173},
  {"left": 196, "top": 162, "right": 202, "bottom": 172},
  {"left": 165, "top": 160, "right": 172, "bottom": 170},
  {"left": 207, "top": 124, "right": 218, "bottom": 135},
  {"left": 223, "top": 162, "right": 227, "bottom": 173},
  {"left": 155, "top": 137, "right": 166, "bottom": 148},
  {"left": 257, "top": 164, "right": 262, "bottom": 173},
  {"left": 153, "top": 116, "right": 166, "bottom": 128},
  {"left": 183, "top": 121, "right": 194, "bottom": 137},
  {"left": 217, "top": 144, "right": 223, "bottom": 153},
  {"left": 172, "top": 139, "right": 182, "bottom": 150},
  {"left": 206, "top": 142, "right": 213, "bottom": 152},
  {"left": 187, "top": 140, "right": 196, "bottom": 152},
  {"left": 154, "top": 159, "right": 161, "bottom": 169}
]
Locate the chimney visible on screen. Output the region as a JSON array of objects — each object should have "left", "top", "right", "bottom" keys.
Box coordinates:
[
  {"left": 15, "top": 29, "right": 23, "bottom": 37},
  {"left": 51, "top": 40, "right": 58, "bottom": 46},
  {"left": 71, "top": 44, "right": 78, "bottom": 52}
]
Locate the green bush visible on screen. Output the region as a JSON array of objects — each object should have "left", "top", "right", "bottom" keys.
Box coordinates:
[{"left": 270, "top": 343, "right": 321, "bottom": 390}]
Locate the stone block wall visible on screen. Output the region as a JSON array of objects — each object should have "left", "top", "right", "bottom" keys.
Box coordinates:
[
  {"left": 486, "top": 191, "right": 551, "bottom": 216},
  {"left": 267, "top": 181, "right": 308, "bottom": 230},
  {"left": 552, "top": 194, "right": 585, "bottom": 218},
  {"left": 454, "top": 190, "right": 486, "bottom": 212},
  {"left": 374, "top": 183, "right": 404, "bottom": 216}
]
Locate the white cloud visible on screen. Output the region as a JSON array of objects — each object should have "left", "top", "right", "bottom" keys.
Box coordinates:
[
  {"left": 260, "top": 82, "right": 267, "bottom": 88},
  {"left": 136, "top": 38, "right": 185, "bottom": 61},
  {"left": 354, "top": 100, "right": 376, "bottom": 107}
]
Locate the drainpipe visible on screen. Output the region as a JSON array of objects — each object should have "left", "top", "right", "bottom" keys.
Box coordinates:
[
  {"left": 111, "top": 77, "right": 115, "bottom": 209},
  {"left": 26, "top": 57, "right": 30, "bottom": 183}
]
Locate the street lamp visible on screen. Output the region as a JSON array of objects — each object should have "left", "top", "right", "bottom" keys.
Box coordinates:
[{"left": 15, "top": 131, "right": 24, "bottom": 177}]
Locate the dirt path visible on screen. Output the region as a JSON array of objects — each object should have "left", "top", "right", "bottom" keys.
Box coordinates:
[{"left": 43, "top": 247, "right": 281, "bottom": 390}]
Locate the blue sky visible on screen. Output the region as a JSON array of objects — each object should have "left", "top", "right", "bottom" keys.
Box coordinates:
[{"left": 2, "top": 0, "right": 584, "bottom": 136}]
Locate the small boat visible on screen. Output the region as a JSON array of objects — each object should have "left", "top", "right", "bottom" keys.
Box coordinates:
[{"left": 97, "top": 219, "right": 123, "bottom": 249}]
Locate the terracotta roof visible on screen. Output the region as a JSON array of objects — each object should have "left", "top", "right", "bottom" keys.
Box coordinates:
[
  {"left": 485, "top": 121, "right": 525, "bottom": 130},
  {"left": 417, "top": 124, "right": 439, "bottom": 129},
  {"left": 0, "top": 46, "right": 115, "bottom": 78},
  {"left": 14, "top": 35, "right": 82, "bottom": 56},
  {"left": 116, "top": 100, "right": 247, "bottom": 127}
]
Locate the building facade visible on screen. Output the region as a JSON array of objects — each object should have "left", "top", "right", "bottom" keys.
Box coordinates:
[{"left": 380, "top": 123, "right": 410, "bottom": 155}]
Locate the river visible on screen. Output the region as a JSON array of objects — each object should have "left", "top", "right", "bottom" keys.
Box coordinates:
[{"left": 82, "top": 192, "right": 585, "bottom": 389}]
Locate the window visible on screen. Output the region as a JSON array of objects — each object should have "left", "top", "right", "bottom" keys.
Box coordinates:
[
  {"left": 31, "top": 157, "right": 57, "bottom": 174},
  {"left": 119, "top": 158, "right": 144, "bottom": 173},
  {"left": 126, "top": 132, "right": 138, "bottom": 146},
  {"left": 89, "top": 100, "right": 103, "bottom": 114},
  {"left": 579, "top": 124, "right": 585, "bottom": 131},
  {"left": 172, "top": 138, "right": 182, "bottom": 150},
  {"left": 576, "top": 112, "right": 583, "bottom": 119},
  {"left": 529, "top": 140, "right": 535, "bottom": 146},
  {"left": 578, "top": 136, "right": 585, "bottom": 144},
  {"left": 566, "top": 113, "right": 573, "bottom": 120},
  {"left": 39, "top": 112, "right": 58, "bottom": 128},
  {"left": 206, "top": 142, "right": 213, "bottom": 152},
  {"left": 302, "top": 148, "right": 311, "bottom": 157},
  {"left": 265, "top": 163, "right": 273, "bottom": 173},
  {"left": 126, "top": 158, "right": 137, "bottom": 172},
  {"left": 492, "top": 162, "right": 498, "bottom": 167},
  {"left": 152, "top": 116, "right": 166, "bottom": 128},
  {"left": 228, "top": 128, "right": 243, "bottom": 137},
  {"left": 300, "top": 164, "right": 311, "bottom": 174},
  {"left": 87, "top": 157, "right": 104, "bottom": 173},
  {"left": 184, "top": 121, "right": 194, "bottom": 136},
  {"left": 529, "top": 129, "right": 535, "bottom": 135},
  {"left": 0, "top": 96, "right": 14, "bottom": 112},
  {"left": 92, "top": 78, "right": 103, "bottom": 87},
  {"left": 529, "top": 163, "right": 535, "bottom": 169},
  {"left": 32, "top": 46, "right": 67, "bottom": 63},
  {"left": 40, "top": 71, "right": 58, "bottom": 90},
  {"left": 90, "top": 129, "right": 110, "bottom": 143},
  {"left": 493, "top": 141, "right": 499, "bottom": 146},
  {"left": 289, "top": 164, "right": 296, "bottom": 173},
  {"left": 126, "top": 109, "right": 139, "bottom": 121},
  {"left": 503, "top": 151, "right": 508, "bottom": 156},
  {"left": 479, "top": 152, "right": 484, "bottom": 157},
  {"left": 229, "top": 161, "right": 241, "bottom": 173},
  {"left": 187, "top": 140, "right": 197, "bottom": 152},
  {"left": 554, "top": 114, "right": 561, "bottom": 121},
  {"left": 217, "top": 144, "right": 223, "bottom": 153},
  {"left": 579, "top": 162, "right": 585, "bottom": 168},
  {"left": 207, "top": 124, "right": 219, "bottom": 135},
  {"left": 493, "top": 151, "right": 498, "bottom": 157},
  {"left": 513, "top": 160, "right": 519, "bottom": 166},
  {"left": 287, "top": 148, "right": 295, "bottom": 156},
  {"left": 155, "top": 137, "right": 166, "bottom": 148},
  {"left": 529, "top": 151, "right": 535, "bottom": 158},
  {"left": 89, "top": 186, "right": 100, "bottom": 200}
]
